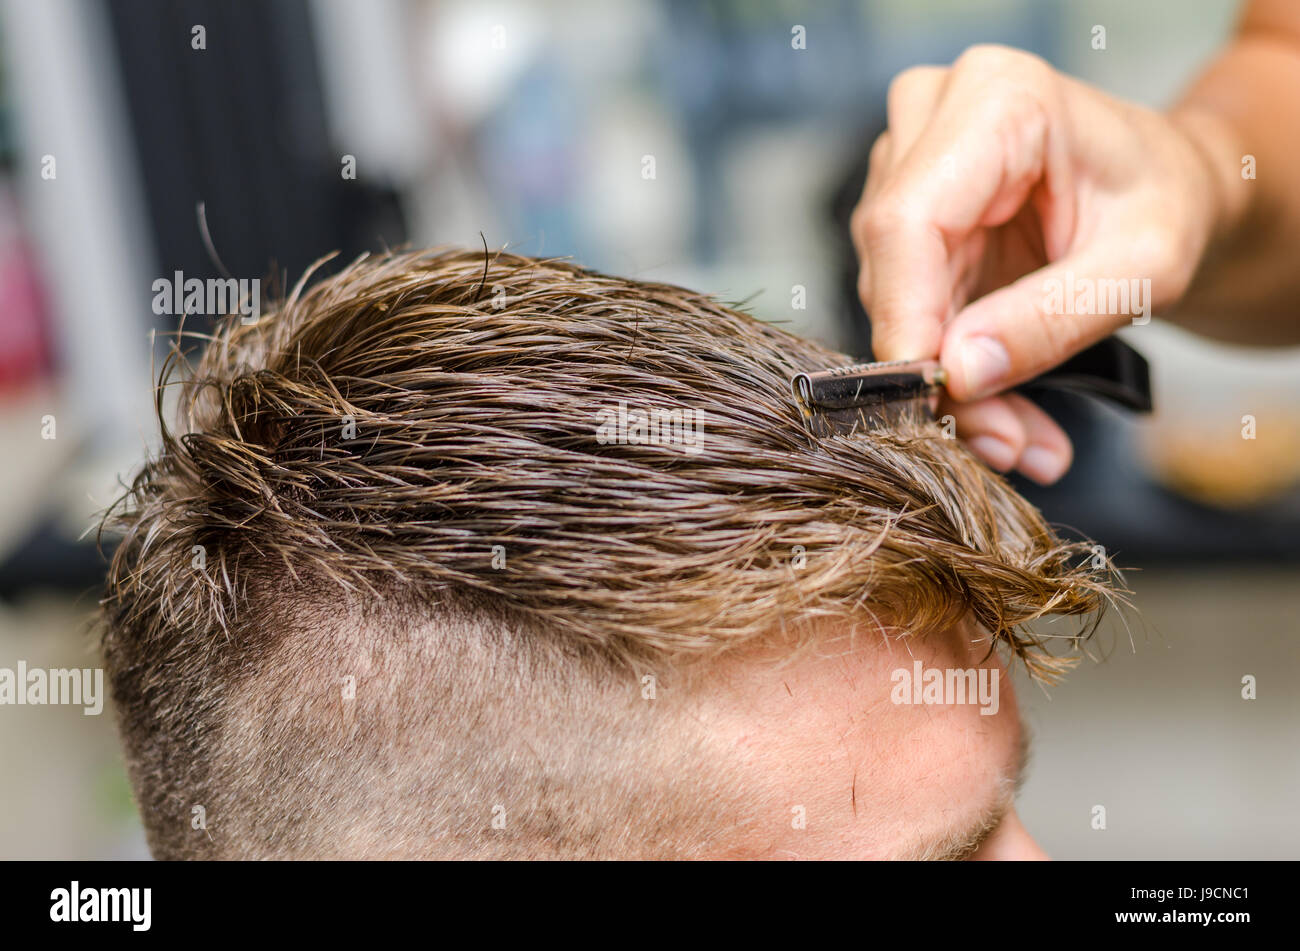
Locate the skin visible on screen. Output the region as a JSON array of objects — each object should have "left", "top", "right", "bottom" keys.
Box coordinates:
[
  {"left": 852, "top": 0, "right": 1300, "bottom": 485},
  {"left": 195, "top": 591, "right": 1051, "bottom": 860},
  {"left": 702, "top": 617, "right": 1046, "bottom": 860}
]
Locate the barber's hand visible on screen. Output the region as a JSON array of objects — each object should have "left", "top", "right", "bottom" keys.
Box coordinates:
[{"left": 852, "top": 45, "right": 1221, "bottom": 484}]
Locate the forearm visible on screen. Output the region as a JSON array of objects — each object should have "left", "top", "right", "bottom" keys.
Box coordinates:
[{"left": 1167, "top": 5, "right": 1300, "bottom": 344}]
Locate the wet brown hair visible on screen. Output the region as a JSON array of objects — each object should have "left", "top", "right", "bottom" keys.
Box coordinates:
[{"left": 100, "top": 248, "right": 1119, "bottom": 857}]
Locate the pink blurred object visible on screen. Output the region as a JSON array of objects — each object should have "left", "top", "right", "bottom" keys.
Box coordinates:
[{"left": 0, "top": 181, "right": 55, "bottom": 395}]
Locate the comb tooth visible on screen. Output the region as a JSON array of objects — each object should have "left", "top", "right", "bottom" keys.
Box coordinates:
[
  {"left": 825, "top": 362, "right": 877, "bottom": 376},
  {"left": 828, "top": 358, "right": 917, "bottom": 375},
  {"left": 791, "top": 360, "right": 945, "bottom": 431},
  {"left": 801, "top": 398, "right": 934, "bottom": 437},
  {"left": 794, "top": 367, "right": 936, "bottom": 409}
]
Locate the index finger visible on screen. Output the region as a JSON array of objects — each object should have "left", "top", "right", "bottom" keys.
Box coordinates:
[
  {"left": 859, "top": 56, "right": 1074, "bottom": 363},
  {"left": 857, "top": 204, "right": 950, "bottom": 362}
]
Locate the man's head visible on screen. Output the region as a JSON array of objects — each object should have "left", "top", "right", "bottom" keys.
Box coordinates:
[{"left": 101, "top": 248, "right": 1114, "bottom": 858}]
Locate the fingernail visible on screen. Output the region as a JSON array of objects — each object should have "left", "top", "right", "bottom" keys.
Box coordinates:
[
  {"left": 968, "top": 435, "right": 1018, "bottom": 472},
  {"left": 959, "top": 336, "right": 1010, "bottom": 399},
  {"left": 1018, "top": 445, "right": 1069, "bottom": 485}
]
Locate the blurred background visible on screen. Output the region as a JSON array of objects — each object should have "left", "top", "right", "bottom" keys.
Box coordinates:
[{"left": 0, "top": 0, "right": 1295, "bottom": 859}]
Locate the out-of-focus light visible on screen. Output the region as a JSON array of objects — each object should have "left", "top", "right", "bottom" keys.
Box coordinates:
[{"left": 425, "top": 1, "right": 544, "bottom": 123}]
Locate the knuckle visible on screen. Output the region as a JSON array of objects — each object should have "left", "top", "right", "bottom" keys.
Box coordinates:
[
  {"left": 850, "top": 205, "right": 867, "bottom": 248},
  {"left": 852, "top": 136, "right": 892, "bottom": 244},
  {"left": 849, "top": 198, "right": 874, "bottom": 245},
  {"left": 1002, "top": 424, "right": 1030, "bottom": 457},
  {"left": 867, "top": 131, "right": 891, "bottom": 173},
  {"left": 884, "top": 72, "right": 907, "bottom": 117},
  {"left": 955, "top": 43, "right": 1050, "bottom": 81},
  {"left": 858, "top": 193, "right": 920, "bottom": 244},
  {"left": 953, "top": 43, "right": 1015, "bottom": 73},
  {"left": 973, "top": 73, "right": 1052, "bottom": 147},
  {"left": 856, "top": 267, "right": 873, "bottom": 303},
  {"left": 960, "top": 410, "right": 1028, "bottom": 457},
  {"left": 885, "top": 66, "right": 943, "bottom": 119},
  {"left": 1129, "top": 226, "right": 1182, "bottom": 286}
]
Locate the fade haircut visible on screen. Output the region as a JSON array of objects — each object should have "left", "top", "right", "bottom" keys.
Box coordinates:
[{"left": 100, "top": 248, "right": 1117, "bottom": 858}]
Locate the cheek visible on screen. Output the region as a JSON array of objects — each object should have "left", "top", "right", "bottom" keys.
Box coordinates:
[
  {"left": 885, "top": 680, "right": 1018, "bottom": 807},
  {"left": 706, "top": 622, "right": 1025, "bottom": 858},
  {"left": 860, "top": 646, "right": 1023, "bottom": 830},
  {"left": 931, "top": 650, "right": 1021, "bottom": 778}
]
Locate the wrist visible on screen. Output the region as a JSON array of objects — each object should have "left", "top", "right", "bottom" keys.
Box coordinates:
[{"left": 1167, "top": 105, "right": 1253, "bottom": 249}]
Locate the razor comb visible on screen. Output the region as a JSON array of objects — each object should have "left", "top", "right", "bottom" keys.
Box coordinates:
[{"left": 791, "top": 336, "right": 1152, "bottom": 435}]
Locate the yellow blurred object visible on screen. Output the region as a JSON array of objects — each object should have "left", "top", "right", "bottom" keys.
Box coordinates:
[{"left": 1141, "top": 404, "right": 1300, "bottom": 508}]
